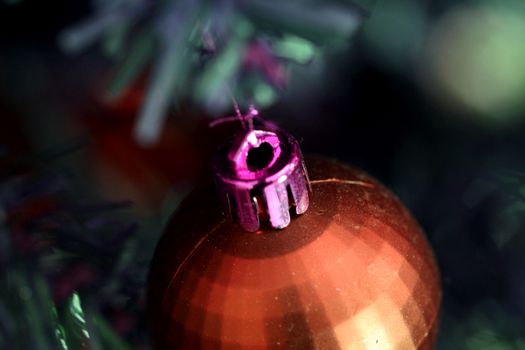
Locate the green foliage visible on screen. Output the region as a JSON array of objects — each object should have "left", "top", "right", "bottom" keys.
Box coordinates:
[
  {"left": 438, "top": 302, "right": 525, "bottom": 350},
  {"left": 59, "top": 0, "right": 368, "bottom": 144}
]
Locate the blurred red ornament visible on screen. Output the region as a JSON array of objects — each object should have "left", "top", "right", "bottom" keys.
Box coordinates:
[
  {"left": 78, "top": 80, "right": 234, "bottom": 212},
  {"left": 148, "top": 157, "right": 441, "bottom": 349}
]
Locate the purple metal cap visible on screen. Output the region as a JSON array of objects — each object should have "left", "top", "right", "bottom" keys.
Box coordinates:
[{"left": 213, "top": 126, "right": 310, "bottom": 232}]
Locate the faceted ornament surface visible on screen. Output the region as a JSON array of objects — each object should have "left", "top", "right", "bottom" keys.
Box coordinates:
[{"left": 148, "top": 158, "right": 441, "bottom": 349}]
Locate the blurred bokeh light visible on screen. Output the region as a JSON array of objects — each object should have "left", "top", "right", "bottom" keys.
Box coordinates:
[{"left": 424, "top": 2, "right": 525, "bottom": 123}]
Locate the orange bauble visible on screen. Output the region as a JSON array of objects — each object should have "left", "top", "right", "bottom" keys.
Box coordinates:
[{"left": 148, "top": 158, "right": 441, "bottom": 349}]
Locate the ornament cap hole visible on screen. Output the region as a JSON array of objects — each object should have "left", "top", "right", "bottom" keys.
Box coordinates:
[{"left": 247, "top": 142, "right": 274, "bottom": 171}]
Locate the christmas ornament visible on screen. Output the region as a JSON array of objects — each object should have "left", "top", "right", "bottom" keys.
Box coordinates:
[{"left": 148, "top": 123, "right": 441, "bottom": 349}]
